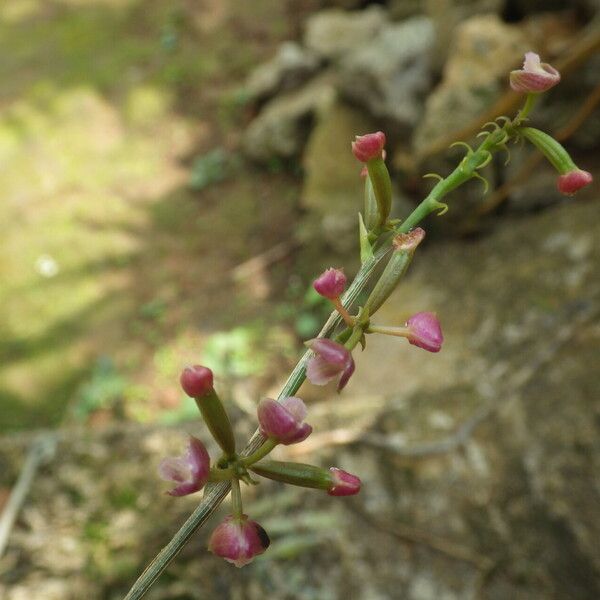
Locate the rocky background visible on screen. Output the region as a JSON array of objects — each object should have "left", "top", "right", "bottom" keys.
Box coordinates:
[{"left": 1, "top": 0, "right": 599, "bottom": 599}]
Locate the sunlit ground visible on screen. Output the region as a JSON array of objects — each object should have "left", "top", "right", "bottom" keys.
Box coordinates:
[{"left": 0, "top": 0, "right": 315, "bottom": 430}]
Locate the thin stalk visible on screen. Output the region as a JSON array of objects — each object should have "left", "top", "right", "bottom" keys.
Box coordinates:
[
  {"left": 331, "top": 297, "right": 355, "bottom": 327},
  {"left": 230, "top": 478, "right": 243, "bottom": 519},
  {"left": 367, "top": 325, "right": 410, "bottom": 338},
  {"left": 241, "top": 438, "right": 278, "bottom": 467}
]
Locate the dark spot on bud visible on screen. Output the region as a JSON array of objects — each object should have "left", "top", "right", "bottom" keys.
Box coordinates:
[{"left": 254, "top": 523, "right": 271, "bottom": 549}]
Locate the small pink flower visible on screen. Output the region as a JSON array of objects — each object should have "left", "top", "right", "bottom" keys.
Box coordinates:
[
  {"left": 305, "top": 338, "right": 355, "bottom": 391},
  {"left": 510, "top": 52, "right": 560, "bottom": 93},
  {"left": 158, "top": 437, "right": 211, "bottom": 497},
  {"left": 180, "top": 365, "right": 214, "bottom": 398},
  {"left": 352, "top": 131, "right": 386, "bottom": 163},
  {"left": 313, "top": 268, "right": 347, "bottom": 299},
  {"left": 208, "top": 515, "right": 270, "bottom": 567},
  {"left": 328, "top": 468, "right": 361, "bottom": 496},
  {"left": 557, "top": 169, "right": 593, "bottom": 195},
  {"left": 257, "top": 397, "right": 312, "bottom": 445},
  {"left": 405, "top": 312, "right": 443, "bottom": 353}
]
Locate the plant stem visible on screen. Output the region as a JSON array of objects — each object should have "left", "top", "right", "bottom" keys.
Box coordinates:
[
  {"left": 344, "top": 326, "right": 365, "bottom": 351},
  {"left": 515, "top": 93, "right": 537, "bottom": 124},
  {"left": 399, "top": 128, "right": 505, "bottom": 233},
  {"left": 367, "top": 324, "right": 410, "bottom": 338},
  {"left": 241, "top": 438, "right": 278, "bottom": 467},
  {"left": 331, "top": 297, "right": 355, "bottom": 327},
  {"left": 230, "top": 478, "right": 243, "bottom": 519}
]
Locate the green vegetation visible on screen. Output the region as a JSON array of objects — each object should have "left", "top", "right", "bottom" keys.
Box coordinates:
[{"left": 0, "top": 0, "right": 301, "bottom": 430}]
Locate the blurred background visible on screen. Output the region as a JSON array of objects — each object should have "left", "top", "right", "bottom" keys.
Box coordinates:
[{"left": 0, "top": 0, "right": 598, "bottom": 598}]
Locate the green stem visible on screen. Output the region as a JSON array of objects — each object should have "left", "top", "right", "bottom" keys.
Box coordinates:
[
  {"left": 230, "top": 478, "right": 243, "bottom": 519},
  {"left": 208, "top": 466, "right": 235, "bottom": 482},
  {"left": 399, "top": 128, "right": 505, "bottom": 233},
  {"left": 344, "top": 326, "right": 364, "bottom": 351},
  {"left": 514, "top": 93, "right": 538, "bottom": 124},
  {"left": 331, "top": 297, "right": 355, "bottom": 327},
  {"left": 241, "top": 438, "right": 278, "bottom": 467},
  {"left": 367, "top": 324, "right": 410, "bottom": 338}
]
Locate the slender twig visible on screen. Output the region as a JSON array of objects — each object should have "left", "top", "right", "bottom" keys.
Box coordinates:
[{"left": 0, "top": 434, "right": 56, "bottom": 557}]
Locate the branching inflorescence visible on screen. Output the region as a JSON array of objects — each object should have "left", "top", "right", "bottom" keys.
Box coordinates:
[{"left": 125, "top": 52, "right": 593, "bottom": 599}]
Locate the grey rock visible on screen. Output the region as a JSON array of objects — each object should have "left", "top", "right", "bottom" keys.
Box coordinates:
[
  {"left": 244, "top": 42, "right": 321, "bottom": 104},
  {"left": 303, "top": 6, "right": 387, "bottom": 62},
  {"left": 242, "top": 73, "right": 336, "bottom": 162},
  {"left": 338, "top": 16, "right": 435, "bottom": 133}
]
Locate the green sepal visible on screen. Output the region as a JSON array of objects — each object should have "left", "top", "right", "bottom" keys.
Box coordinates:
[
  {"left": 359, "top": 213, "right": 374, "bottom": 264},
  {"left": 366, "top": 157, "right": 392, "bottom": 228},
  {"left": 249, "top": 460, "right": 333, "bottom": 491},
  {"left": 363, "top": 231, "right": 423, "bottom": 317},
  {"left": 519, "top": 127, "right": 577, "bottom": 174},
  {"left": 194, "top": 389, "right": 236, "bottom": 456},
  {"left": 363, "top": 174, "right": 380, "bottom": 231}
]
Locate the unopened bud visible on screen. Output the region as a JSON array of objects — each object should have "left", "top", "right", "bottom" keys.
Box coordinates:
[
  {"left": 208, "top": 515, "right": 270, "bottom": 567},
  {"left": 327, "top": 467, "right": 361, "bottom": 496},
  {"left": 351, "top": 131, "right": 385, "bottom": 163},
  {"left": 313, "top": 268, "right": 347, "bottom": 300},
  {"left": 405, "top": 312, "right": 443, "bottom": 353},
  {"left": 181, "top": 365, "right": 236, "bottom": 456},
  {"left": 557, "top": 169, "right": 593, "bottom": 196},
  {"left": 180, "top": 365, "right": 214, "bottom": 398},
  {"left": 250, "top": 460, "right": 361, "bottom": 497}
]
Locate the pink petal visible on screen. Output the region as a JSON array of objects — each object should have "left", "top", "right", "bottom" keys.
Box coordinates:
[
  {"left": 306, "top": 355, "right": 342, "bottom": 386},
  {"left": 280, "top": 396, "right": 307, "bottom": 421}
]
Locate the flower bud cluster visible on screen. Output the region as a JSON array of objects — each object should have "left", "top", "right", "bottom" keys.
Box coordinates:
[{"left": 159, "top": 364, "right": 361, "bottom": 567}]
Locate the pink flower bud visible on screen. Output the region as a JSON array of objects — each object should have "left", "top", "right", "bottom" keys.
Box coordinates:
[
  {"left": 351, "top": 131, "right": 386, "bottom": 163},
  {"left": 313, "top": 268, "right": 347, "bottom": 299},
  {"left": 305, "top": 338, "right": 355, "bottom": 392},
  {"left": 405, "top": 312, "right": 443, "bottom": 353},
  {"left": 509, "top": 52, "right": 560, "bottom": 94},
  {"left": 180, "top": 365, "right": 214, "bottom": 398},
  {"left": 208, "top": 515, "right": 270, "bottom": 567},
  {"left": 158, "top": 437, "right": 211, "bottom": 496},
  {"left": 257, "top": 397, "right": 312, "bottom": 445},
  {"left": 557, "top": 169, "right": 593, "bottom": 196},
  {"left": 327, "top": 467, "right": 361, "bottom": 496}
]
